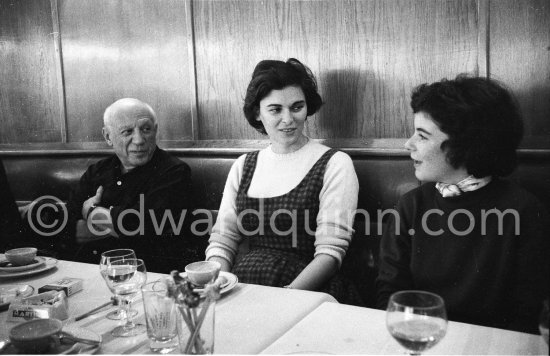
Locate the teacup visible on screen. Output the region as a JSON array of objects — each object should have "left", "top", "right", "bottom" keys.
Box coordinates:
[
  {"left": 5, "top": 247, "right": 37, "bottom": 266},
  {"left": 9, "top": 318, "right": 63, "bottom": 353},
  {"left": 185, "top": 261, "right": 221, "bottom": 286}
]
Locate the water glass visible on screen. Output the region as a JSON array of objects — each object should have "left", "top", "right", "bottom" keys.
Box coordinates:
[
  {"left": 142, "top": 280, "right": 179, "bottom": 354},
  {"left": 99, "top": 249, "right": 137, "bottom": 320},
  {"left": 386, "top": 290, "right": 447, "bottom": 355},
  {"left": 104, "top": 258, "right": 147, "bottom": 337}
]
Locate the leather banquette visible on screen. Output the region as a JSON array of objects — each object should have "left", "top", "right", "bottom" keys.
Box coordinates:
[{"left": 1, "top": 141, "right": 549, "bottom": 307}]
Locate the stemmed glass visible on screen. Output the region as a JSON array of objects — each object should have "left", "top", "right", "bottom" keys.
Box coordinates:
[
  {"left": 386, "top": 290, "right": 448, "bottom": 355},
  {"left": 104, "top": 258, "right": 148, "bottom": 337},
  {"left": 99, "top": 249, "right": 138, "bottom": 320}
]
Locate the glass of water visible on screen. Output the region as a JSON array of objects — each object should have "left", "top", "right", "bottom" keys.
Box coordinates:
[
  {"left": 104, "top": 258, "right": 147, "bottom": 337},
  {"left": 386, "top": 290, "right": 447, "bottom": 355},
  {"left": 142, "top": 280, "right": 179, "bottom": 353},
  {"left": 99, "top": 249, "right": 137, "bottom": 320}
]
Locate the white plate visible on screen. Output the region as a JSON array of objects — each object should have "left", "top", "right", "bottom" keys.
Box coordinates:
[
  {"left": 0, "top": 256, "right": 46, "bottom": 273},
  {"left": 179, "top": 271, "right": 238, "bottom": 295},
  {"left": 0, "top": 257, "right": 58, "bottom": 280}
]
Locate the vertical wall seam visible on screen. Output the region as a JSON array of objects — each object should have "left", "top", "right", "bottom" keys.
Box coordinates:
[
  {"left": 185, "top": 0, "right": 200, "bottom": 140},
  {"left": 50, "top": 0, "right": 68, "bottom": 143},
  {"left": 485, "top": 0, "right": 491, "bottom": 78},
  {"left": 477, "top": 0, "right": 490, "bottom": 78}
]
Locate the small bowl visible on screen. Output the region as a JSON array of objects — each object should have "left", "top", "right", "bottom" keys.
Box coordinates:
[
  {"left": 9, "top": 318, "right": 63, "bottom": 353},
  {"left": 5, "top": 247, "right": 37, "bottom": 266},
  {"left": 185, "top": 261, "right": 221, "bottom": 286}
]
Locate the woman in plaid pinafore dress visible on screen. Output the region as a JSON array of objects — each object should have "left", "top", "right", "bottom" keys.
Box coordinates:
[
  {"left": 231, "top": 148, "right": 363, "bottom": 305},
  {"left": 206, "top": 58, "right": 363, "bottom": 305}
]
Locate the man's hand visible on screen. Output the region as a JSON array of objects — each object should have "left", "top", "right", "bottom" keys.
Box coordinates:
[
  {"left": 81, "top": 186, "right": 103, "bottom": 219},
  {"left": 75, "top": 219, "right": 110, "bottom": 243},
  {"left": 76, "top": 205, "right": 119, "bottom": 243},
  {"left": 88, "top": 207, "right": 118, "bottom": 238}
]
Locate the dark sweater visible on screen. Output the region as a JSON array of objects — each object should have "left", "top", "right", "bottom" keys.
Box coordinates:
[
  {"left": 376, "top": 178, "right": 549, "bottom": 334},
  {"left": 66, "top": 147, "right": 205, "bottom": 272}
]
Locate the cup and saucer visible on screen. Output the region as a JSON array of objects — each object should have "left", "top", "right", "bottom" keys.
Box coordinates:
[
  {"left": 180, "top": 261, "right": 239, "bottom": 296},
  {"left": 0, "top": 248, "right": 58, "bottom": 280}
]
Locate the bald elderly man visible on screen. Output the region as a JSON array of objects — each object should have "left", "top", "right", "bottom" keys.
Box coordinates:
[{"left": 67, "top": 98, "right": 203, "bottom": 272}]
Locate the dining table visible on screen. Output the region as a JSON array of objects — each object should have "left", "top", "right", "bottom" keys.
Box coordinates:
[
  {"left": 260, "top": 301, "right": 548, "bottom": 355},
  {"left": 0, "top": 256, "right": 336, "bottom": 354},
  {"left": 1, "top": 256, "right": 548, "bottom": 355}
]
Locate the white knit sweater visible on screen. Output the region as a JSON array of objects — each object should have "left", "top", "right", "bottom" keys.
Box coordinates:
[{"left": 205, "top": 140, "right": 359, "bottom": 267}]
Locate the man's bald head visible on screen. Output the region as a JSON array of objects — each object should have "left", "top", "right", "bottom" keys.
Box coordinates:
[{"left": 103, "top": 98, "right": 157, "bottom": 128}]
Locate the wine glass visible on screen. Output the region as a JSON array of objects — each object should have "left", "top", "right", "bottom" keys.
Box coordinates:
[
  {"left": 99, "top": 249, "right": 138, "bottom": 320},
  {"left": 104, "top": 258, "right": 147, "bottom": 337},
  {"left": 386, "top": 290, "right": 447, "bottom": 355}
]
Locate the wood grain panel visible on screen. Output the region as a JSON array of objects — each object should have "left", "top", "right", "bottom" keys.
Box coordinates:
[
  {"left": 59, "top": 0, "right": 194, "bottom": 142},
  {"left": 490, "top": 0, "right": 550, "bottom": 147},
  {"left": 194, "top": 0, "right": 480, "bottom": 140},
  {"left": 0, "top": 0, "right": 62, "bottom": 143}
]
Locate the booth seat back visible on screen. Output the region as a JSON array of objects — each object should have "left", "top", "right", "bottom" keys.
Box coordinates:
[
  {"left": 1, "top": 152, "right": 420, "bottom": 213},
  {"left": 2, "top": 149, "right": 549, "bottom": 306}
]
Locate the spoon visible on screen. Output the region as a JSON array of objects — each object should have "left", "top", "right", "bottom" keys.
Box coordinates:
[
  {"left": 58, "top": 331, "right": 101, "bottom": 346},
  {"left": 214, "top": 275, "right": 228, "bottom": 287},
  {"left": 193, "top": 276, "right": 228, "bottom": 292}
]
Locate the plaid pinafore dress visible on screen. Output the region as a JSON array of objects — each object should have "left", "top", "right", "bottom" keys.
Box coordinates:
[{"left": 232, "top": 149, "right": 363, "bottom": 305}]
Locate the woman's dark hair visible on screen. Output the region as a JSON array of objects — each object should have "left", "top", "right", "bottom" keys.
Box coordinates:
[
  {"left": 410, "top": 74, "right": 523, "bottom": 177},
  {"left": 243, "top": 58, "right": 323, "bottom": 134}
]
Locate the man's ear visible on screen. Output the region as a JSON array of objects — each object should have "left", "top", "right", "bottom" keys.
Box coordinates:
[{"left": 102, "top": 127, "right": 113, "bottom": 146}]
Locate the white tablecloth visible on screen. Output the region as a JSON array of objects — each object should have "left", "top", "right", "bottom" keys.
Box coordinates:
[
  {"left": 261, "top": 302, "right": 548, "bottom": 355},
  {"left": 0, "top": 257, "right": 337, "bottom": 354}
]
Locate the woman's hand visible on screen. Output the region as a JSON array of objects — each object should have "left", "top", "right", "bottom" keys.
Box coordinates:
[
  {"left": 207, "top": 256, "right": 232, "bottom": 272},
  {"left": 287, "top": 254, "right": 338, "bottom": 290}
]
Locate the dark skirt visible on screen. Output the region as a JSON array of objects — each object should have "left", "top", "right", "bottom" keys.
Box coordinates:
[{"left": 233, "top": 248, "right": 365, "bottom": 306}]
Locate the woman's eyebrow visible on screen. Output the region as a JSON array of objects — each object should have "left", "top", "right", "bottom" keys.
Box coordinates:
[{"left": 416, "top": 127, "right": 432, "bottom": 136}]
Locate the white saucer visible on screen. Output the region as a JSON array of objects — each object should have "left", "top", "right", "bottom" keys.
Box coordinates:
[
  {"left": 179, "top": 271, "right": 238, "bottom": 295},
  {"left": 0, "top": 256, "right": 46, "bottom": 273},
  {"left": 0, "top": 257, "right": 58, "bottom": 280}
]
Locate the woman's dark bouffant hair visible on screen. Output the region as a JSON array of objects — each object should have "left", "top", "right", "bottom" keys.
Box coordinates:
[
  {"left": 243, "top": 58, "right": 323, "bottom": 134},
  {"left": 410, "top": 74, "right": 524, "bottom": 177}
]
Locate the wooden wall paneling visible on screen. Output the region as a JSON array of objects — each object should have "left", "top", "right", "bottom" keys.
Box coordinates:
[
  {"left": 193, "top": 0, "right": 480, "bottom": 140},
  {"left": 58, "top": 0, "right": 195, "bottom": 142},
  {"left": 489, "top": 0, "right": 550, "bottom": 147},
  {"left": 356, "top": 0, "right": 480, "bottom": 138},
  {"left": 0, "top": 0, "right": 63, "bottom": 144}
]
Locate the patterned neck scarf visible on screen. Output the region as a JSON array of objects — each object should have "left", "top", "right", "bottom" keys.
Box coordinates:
[{"left": 435, "top": 175, "right": 492, "bottom": 198}]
